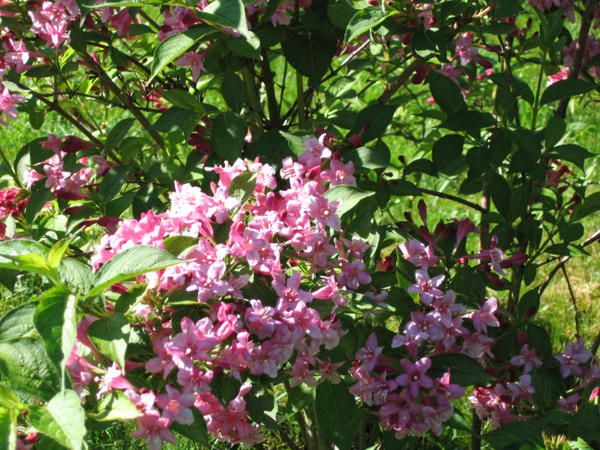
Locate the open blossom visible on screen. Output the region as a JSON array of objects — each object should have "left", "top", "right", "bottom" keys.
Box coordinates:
[
  {"left": 464, "top": 298, "right": 500, "bottom": 333},
  {"left": 556, "top": 338, "right": 592, "bottom": 378},
  {"left": 0, "top": 85, "right": 23, "bottom": 125},
  {"left": 28, "top": 0, "right": 78, "bottom": 48},
  {"left": 392, "top": 358, "right": 434, "bottom": 398},
  {"left": 132, "top": 413, "right": 176, "bottom": 450},
  {"left": 408, "top": 269, "right": 444, "bottom": 305},
  {"left": 399, "top": 239, "right": 440, "bottom": 268},
  {"left": 510, "top": 344, "right": 543, "bottom": 373},
  {"left": 176, "top": 51, "right": 207, "bottom": 81}
]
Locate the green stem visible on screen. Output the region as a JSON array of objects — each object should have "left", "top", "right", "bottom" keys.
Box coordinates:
[
  {"left": 296, "top": 71, "right": 306, "bottom": 129},
  {"left": 531, "top": 50, "right": 546, "bottom": 130}
]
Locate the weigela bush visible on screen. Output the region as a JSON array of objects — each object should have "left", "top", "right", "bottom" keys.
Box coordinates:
[{"left": 0, "top": 0, "right": 598, "bottom": 449}]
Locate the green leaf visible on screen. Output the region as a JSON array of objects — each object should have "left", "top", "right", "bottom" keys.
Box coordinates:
[
  {"left": 540, "top": 79, "right": 595, "bottom": 105},
  {"left": 163, "top": 236, "right": 199, "bottom": 257},
  {"left": 279, "top": 131, "right": 311, "bottom": 156},
  {"left": 285, "top": 383, "right": 315, "bottom": 413},
  {"left": 149, "top": 26, "right": 212, "bottom": 82},
  {"left": 428, "top": 71, "right": 466, "bottom": 114},
  {"left": 315, "top": 382, "right": 360, "bottom": 450},
  {"left": 344, "top": 7, "right": 391, "bottom": 44},
  {"left": 221, "top": 72, "right": 246, "bottom": 113},
  {"left": 346, "top": 142, "right": 390, "bottom": 171},
  {"left": 34, "top": 288, "right": 78, "bottom": 382},
  {"left": 162, "top": 90, "right": 204, "bottom": 113},
  {"left": 58, "top": 258, "right": 93, "bottom": 295},
  {"left": 429, "top": 353, "right": 492, "bottom": 386},
  {"left": 105, "top": 118, "right": 135, "bottom": 152},
  {"left": 171, "top": 409, "right": 209, "bottom": 446},
  {"left": 544, "top": 116, "right": 566, "bottom": 148},
  {"left": 99, "top": 165, "right": 133, "bottom": 201},
  {"left": 0, "top": 303, "right": 37, "bottom": 343},
  {"left": 484, "top": 420, "right": 544, "bottom": 449},
  {"left": 211, "top": 111, "right": 247, "bottom": 161},
  {"left": 549, "top": 144, "right": 594, "bottom": 170},
  {"left": 87, "top": 313, "right": 130, "bottom": 369},
  {"left": 28, "top": 390, "right": 86, "bottom": 450},
  {"left": 229, "top": 171, "right": 257, "bottom": 205},
  {"left": 282, "top": 31, "right": 337, "bottom": 85},
  {"left": 324, "top": 185, "right": 375, "bottom": 217},
  {"left": 247, "top": 387, "right": 278, "bottom": 428},
  {"left": 92, "top": 391, "right": 142, "bottom": 422},
  {"left": 0, "top": 338, "right": 59, "bottom": 402},
  {"left": 89, "top": 246, "right": 182, "bottom": 298},
  {"left": 0, "top": 406, "right": 16, "bottom": 450},
  {"left": 350, "top": 104, "right": 397, "bottom": 143},
  {"left": 47, "top": 239, "right": 72, "bottom": 271},
  {"left": 432, "top": 134, "right": 465, "bottom": 174},
  {"left": 489, "top": 173, "right": 511, "bottom": 219}
]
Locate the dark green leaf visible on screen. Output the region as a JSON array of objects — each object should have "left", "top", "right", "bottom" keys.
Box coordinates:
[
  {"left": 282, "top": 31, "right": 337, "bottom": 85},
  {"left": 428, "top": 71, "right": 466, "bottom": 114},
  {"left": 315, "top": 382, "right": 360, "bottom": 450},
  {"left": 484, "top": 420, "right": 544, "bottom": 449},
  {"left": 344, "top": 7, "right": 390, "bottom": 43},
  {"left": 0, "top": 303, "right": 37, "bottom": 343},
  {"left": 541, "top": 79, "right": 595, "bottom": 105},
  {"left": 211, "top": 111, "right": 247, "bottom": 161},
  {"left": 429, "top": 353, "right": 492, "bottom": 386},
  {"left": 0, "top": 338, "right": 59, "bottom": 402},
  {"left": 105, "top": 118, "right": 134, "bottom": 152},
  {"left": 549, "top": 144, "right": 594, "bottom": 170}
]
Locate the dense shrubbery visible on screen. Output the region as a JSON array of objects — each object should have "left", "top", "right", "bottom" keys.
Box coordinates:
[{"left": 0, "top": 0, "right": 598, "bottom": 449}]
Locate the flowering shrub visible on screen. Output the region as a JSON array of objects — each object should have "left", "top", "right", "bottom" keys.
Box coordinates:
[{"left": 0, "top": 0, "right": 598, "bottom": 449}]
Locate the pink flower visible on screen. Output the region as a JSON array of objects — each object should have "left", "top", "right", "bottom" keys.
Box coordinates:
[
  {"left": 96, "top": 363, "right": 134, "bottom": 397},
  {"left": 398, "top": 240, "right": 440, "bottom": 268},
  {"left": 392, "top": 358, "right": 434, "bottom": 398},
  {"left": 3, "top": 39, "right": 34, "bottom": 73},
  {"left": 165, "top": 317, "right": 220, "bottom": 369},
  {"left": 176, "top": 51, "right": 206, "bottom": 81},
  {"left": 132, "top": 413, "right": 176, "bottom": 450},
  {"left": 356, "top": 333, "right": 383, "bottom": 371},
  {"left": 337, "top": 260, "right": 371, "bottom": 289},
  {"left": 0, "top": 85, "right": 23, "bottom": 124},
  {"left": 408, "top": 269, "right": 444, "bottom": 305},
  {"left": 510, "top": 344, "right": 542, "bottom": 373},
  {"left": 465, "top": 298, "right": 500, "bottom": 333},
  {"left": 28, "top": 0, "right": 78, "bottom": 48},
  {"left": 556, "top": 338, "right": 592, "bottom": 378},
  {"left": 156, "top": 385, "right": 195, "bottom": 425}
]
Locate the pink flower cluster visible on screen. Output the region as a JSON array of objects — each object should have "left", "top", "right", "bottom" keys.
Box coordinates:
[
  {"left": 24, "top": 135, "right": 112, "bottom": 200},
  {"left": 394, "top": 240, "right": 500, "bottom": 360},
  {"left": 350, "top": 239, "right": 503, "bottom": 438},
  {"left": 27, "top": 0, "right": 79, "bottom": 48},
  {"left": 0, "top": 188, "right": 27, "bottom": 220},
  {"left": 74, "top": 136, "right": 370, "bottom": 448},
  {"left": 350, "top": 334, "right": 465, "bottom": 438}
]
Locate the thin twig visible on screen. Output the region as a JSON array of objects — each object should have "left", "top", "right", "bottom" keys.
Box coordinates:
[
  {"left": 80, "top": 52, "right": 166, "bottom": 150},
  {"left": 378, "top": 59, "right": 420, "bottom": 104},
  {"left": 260, "top": 48, "right": 281, "bottom": 128},
  {"left": 419, "top": 187, "right": 486, "bottom": 213},
  {"left": 16, "top": 81, "right": 103, "bottom": 148},
  {"left": 560, "top": 264, "right": 581, "bottom": 336}
]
